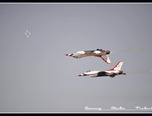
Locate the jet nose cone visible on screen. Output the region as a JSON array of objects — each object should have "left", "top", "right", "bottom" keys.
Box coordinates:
[
  {"left": 106, "top": 50, "right": 110, "bottom": 54},
  {"left": 65, "top": 54, "right": 69, "bottom": 56},
  {"left": 78, "top": 74, "right": 81, "bottom": 76}
]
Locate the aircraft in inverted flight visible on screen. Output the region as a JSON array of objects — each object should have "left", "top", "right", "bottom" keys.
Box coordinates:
[
  {"left": 65, "top": 49, "right": 111, "bottom": 64},
  {"left": 78, "top": 61, "right": 126, "bottom": 78}
]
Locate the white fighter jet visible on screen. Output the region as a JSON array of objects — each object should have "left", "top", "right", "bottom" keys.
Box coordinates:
[
  {"left": 65, "top": 49, "right": 111, "bottom": 64},
  {"left": 78, "top": 61, "right": 126, "bottom": 78}
]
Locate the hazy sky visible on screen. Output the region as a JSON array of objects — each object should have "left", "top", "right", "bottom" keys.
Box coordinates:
[{"left": 0, "top": 3, "right": 152, "bottom": 113}]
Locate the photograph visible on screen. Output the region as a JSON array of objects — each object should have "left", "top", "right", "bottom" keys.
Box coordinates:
[{"left": 0, "top": 2, "right": 152, "bottom": 113}]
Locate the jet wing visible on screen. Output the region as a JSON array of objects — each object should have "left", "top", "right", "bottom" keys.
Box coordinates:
[
  {"left": 74, "top": 51, "right": 95, "bottom": 58},
  {"left": 101, "top": 55, "right": 111, "bottom": 64},
  {"left": 82, "top": 51, "right": 96, "bottom": 56}
]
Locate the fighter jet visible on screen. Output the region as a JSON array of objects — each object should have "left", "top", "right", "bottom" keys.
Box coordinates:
[
  {"left": 78, "top": 61, "right": 126, "bottom": 78},
  {"left": 65, "top": 49, "right": 111, "bottom": 64}
]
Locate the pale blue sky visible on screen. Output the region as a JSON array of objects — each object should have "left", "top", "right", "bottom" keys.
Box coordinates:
[{"left": 0, "top": 3, "right": 152, "bottom": 113}]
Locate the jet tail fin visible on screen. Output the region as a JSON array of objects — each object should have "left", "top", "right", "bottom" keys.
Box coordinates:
[
  {"left": 109, "top": 61, "right": 123, "bottom": 71},
  {"left": 101, "top": 55, "right": 111, "bottom": 64}
]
